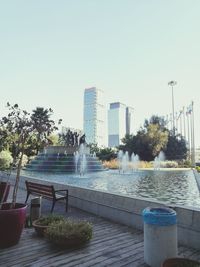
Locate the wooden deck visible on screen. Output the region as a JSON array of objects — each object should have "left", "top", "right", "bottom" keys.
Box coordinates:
[{"left": 0, "top": 187, "right": 200, "bottom": 267}]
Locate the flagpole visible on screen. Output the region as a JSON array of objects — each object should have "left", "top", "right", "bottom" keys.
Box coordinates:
[
  {"left": 186, "top": 109, "right": 191, "bottom": 160},
  {"left": 183, "top": 106, "right": 186, "bottom": 139},
  {"left": 175, "top": 111, "right": 178, "bottom": 134},
  {"left": 180, "top": 110, "right": 182, "bottom": 136},
  {"left": 191, "top": 101, "right": 195, "bottom": 167}
]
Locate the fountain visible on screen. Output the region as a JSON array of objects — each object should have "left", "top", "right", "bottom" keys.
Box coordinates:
[
  {"left": 131, "top": 153, "right": 140, "bottom": 171},
  {"left": 153, "top": 151, "right": 165, "bottom": 170},
  {"left": 117, "top": 150, "right": 123, "bottom": 173},
  {"left": 74, "top": 151, "right": 79, "bottom": 173},
  {"left": 153, "top": 156, "right": 159, "bottom": 170},
  {"left": 121, "top": 151, "right": 129, "bottom": 173},
  {"left": 23, "top": 147, "right": 200, "bottom": 208},
  {"left": 77, "top": 143, "right": 87, "bottom": 176},
  {"left": 25, "top": 145, "right": 104, "bottom": 173},
  {"left": 118, "top": 150, "right": 140, "bottom": 173},
  {"left": 79, "top": 154, "right": 87, "bottom": 176}
]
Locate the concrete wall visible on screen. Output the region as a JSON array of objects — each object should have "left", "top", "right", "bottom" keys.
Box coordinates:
[
  {"left": 7, "top": 173, "right": 200, "bottom": 250},
  {"left": 194, "top": 169, "right": 200, "bottom": 191}
]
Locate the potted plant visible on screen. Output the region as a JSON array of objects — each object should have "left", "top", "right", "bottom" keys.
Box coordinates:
[
  {"left": 0, "top": 152, "right": 13, "bottom": 203},
  {"left": 32, "top": 215, "right": 65, "bottom": 237},
  {"left": 45, "top": 219, "right": 93, "bottom": 248},
  {"left": 0, "top": 103, "right": 61, "bottom": 248},
  {"left": 162, "top": 258, "right": 200, "bottom": 267}
]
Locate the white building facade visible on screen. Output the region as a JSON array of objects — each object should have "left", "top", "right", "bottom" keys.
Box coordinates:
[
  {"left": 108, "top": 102, "right": 134, "bottom": 147},
  {"left": 83, "top": 87, "right": 106, "bottom": 146},
  {"left": 195, "top": 147, "right": 200, "bottom": 164},
  {"left": 126, "top": 106, "right": 134, "bottom": 135}
]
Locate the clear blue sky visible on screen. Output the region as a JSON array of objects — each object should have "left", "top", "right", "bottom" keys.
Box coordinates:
[{"left": 0, "top": 1, "right": 200, "bottom": 146}]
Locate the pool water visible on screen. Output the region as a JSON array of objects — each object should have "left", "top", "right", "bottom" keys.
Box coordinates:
[{"left": 22, "top": 169, "right": 200, "bottom": 208}]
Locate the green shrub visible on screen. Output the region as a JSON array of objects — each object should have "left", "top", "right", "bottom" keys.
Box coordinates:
[
  {"left": 140, "top": 161, "right": 153, "bottom": 168},
  {"left": 0, "top": 150, "right": 13, "bottom": 170},
  {"left": 196, "top": 166, "right": 200, "bottom": 173},
  {"left": 35, "top": 215, "right": 65, "bottom": 226},
  {"left": 178, "top": 159, "right": 192, "bottom": 168},
  {"left": 45, "top": 219, "right": 93, "bottom": 248},
  {"left": 160, "top": 161, "right": 178, "bottom": 168}
]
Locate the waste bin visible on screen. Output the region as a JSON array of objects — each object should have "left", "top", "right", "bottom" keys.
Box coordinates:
[
  {"left": 30, "top": 197, "right": 42, "bottom": 222},
  {"left": 143, "top": 207, "right": 177, "bottom": 267}
]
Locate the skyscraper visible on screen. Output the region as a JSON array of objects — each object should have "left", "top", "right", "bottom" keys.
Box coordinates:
[
  {"left": 83, "top": 87, "right": 106, "bottom": 146},
  {"left": 126, "top": 106, "right": 134, "bottom": 135},
  {"left": 108, "top": 102, "right": 134, "bottom": 147}
]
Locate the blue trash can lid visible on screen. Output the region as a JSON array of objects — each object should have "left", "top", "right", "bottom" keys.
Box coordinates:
[{"left": 142, "top": 207, "right": 177, "bottom": 226}]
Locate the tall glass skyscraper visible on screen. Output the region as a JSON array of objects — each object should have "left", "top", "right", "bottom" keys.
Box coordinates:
[
  {"left": 83, "top": 87, "right": 106, "bottom": 146},
  {"left": 108, "top": 102, "right": 134, "bottom": 147}
]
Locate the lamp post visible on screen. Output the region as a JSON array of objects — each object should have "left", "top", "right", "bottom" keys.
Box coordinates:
[{"left": 168, "top": 81, "right": 177, "bottom": 135}]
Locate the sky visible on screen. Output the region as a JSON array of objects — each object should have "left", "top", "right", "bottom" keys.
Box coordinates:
[{"left": 0, "top": 0, "right": 200, "bottom": 147}]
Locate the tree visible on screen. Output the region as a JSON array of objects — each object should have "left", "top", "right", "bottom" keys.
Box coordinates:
[
  {"left": 164, "top": 133, "right": 187, "bottom": 160},
  {"left": 120, "top": 116, "right": 169, "bottom": 161},
  {"left": 48, "top": 134, "right": 59, "bottom": 146},
  {"left": 120, "top": 134, "right": 135, "bottom": 155},
  {"left": 146, "top": 124, "right": 168, "bottom": 159},
  {"left": 87, "top": 143, "right": 116, "bottom": 161},
  {"left": 0, "top": 151, "right": 13, "bottom": 170},
  {"left": 97, "top": 147, "right": 117, "bottom": 161},
  {"left": 129, "top": 130, "right": 153, "bottom": 161},
  {"left": 87, "top": 143, "right": 100, "bottom": 155},
  {"left": 0, "top": 128, "right": 10, "bottom": 151},
  {"left": 31, "top": 107, "right": 62, "bottom": 154},
  {"left": 144, "top": 115, "right": 167, "bottom": 130},
  {"left": 0, "top": 103, "right": 61, "bottom": 207}
]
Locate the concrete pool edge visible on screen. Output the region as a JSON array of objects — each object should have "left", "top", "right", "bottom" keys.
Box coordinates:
[
  {"left": 7, "top": 173, "right": 200, "bottom": 250},
  {"left": 194, "top": 169, "right": 200, "bottom": 191}
]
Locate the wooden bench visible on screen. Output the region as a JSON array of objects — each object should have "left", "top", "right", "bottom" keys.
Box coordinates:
[{"left": 25, "top": 180, "right": 68, "bottom": 213}]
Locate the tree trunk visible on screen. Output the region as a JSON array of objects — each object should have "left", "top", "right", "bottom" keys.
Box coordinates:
[{"left": 12, "top": 147, "right": 24, "bottom": 208}]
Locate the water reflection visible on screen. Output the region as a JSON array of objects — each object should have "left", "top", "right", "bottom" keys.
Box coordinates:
[{"left": 22, "top": 169, "right": 200, "bottom": 208}]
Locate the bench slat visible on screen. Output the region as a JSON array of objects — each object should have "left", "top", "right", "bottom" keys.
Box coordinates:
[{"left": 27, "top": 183, "right": 53, "bottom": 190}]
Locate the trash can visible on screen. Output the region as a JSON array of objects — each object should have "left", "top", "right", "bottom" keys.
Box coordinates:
[
  {"left": 30, "top": 197, "right": 42, "bottom": 223},
  {"left": 143, "top": 207, "right": 177, "bottom": 267}
]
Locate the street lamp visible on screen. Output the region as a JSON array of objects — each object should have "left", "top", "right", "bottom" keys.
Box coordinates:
[{"left": 168, "top": 81, "right": 177, "bottom": 135}]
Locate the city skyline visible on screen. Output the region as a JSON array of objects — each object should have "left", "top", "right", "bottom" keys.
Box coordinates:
[{"left": 0, "top": 1, "right": 200, "bottom": 147}]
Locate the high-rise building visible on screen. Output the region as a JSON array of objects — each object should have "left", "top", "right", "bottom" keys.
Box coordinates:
[
  {"left": 83, "top": 87, "right": 106, "bottom": 146},
  {"left": 126, "top": 106, "right": 134, "bottom": 135},
  {"left": 108, "top": 102, "right": 134, "bottom": 147}
]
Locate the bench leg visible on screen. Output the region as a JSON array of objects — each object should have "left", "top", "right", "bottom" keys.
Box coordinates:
[
  {"left": 66, "top": 196, "right": 68, "bottom": 212},
  {"left": 25, "top": 192, "right": 30, "bottom": 204},
  {"left": 51, "top": 200, "right": 56, "bottom": 213}
]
